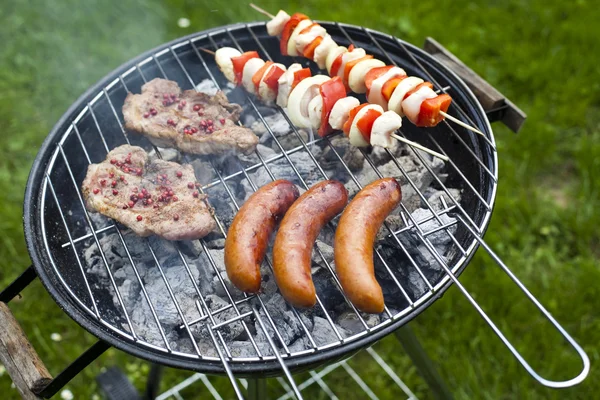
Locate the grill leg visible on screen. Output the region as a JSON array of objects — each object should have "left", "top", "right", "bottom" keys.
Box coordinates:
[
  {"left": 144, "top": 364, "right": 164, "bottom": 400},
  {"left": 36, "top": 340, "right": 111, "bottom": 398},
  {"left": 0, "top": 265, "right": 37, "bottom": 303},
  {"left": 394, "top": 325, "right": 453, "bottom": 400},
  {"left": 247, "top": 378, "right": 268, "bottom": 400}
]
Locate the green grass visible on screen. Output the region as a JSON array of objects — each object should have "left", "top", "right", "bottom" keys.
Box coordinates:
[{"left": 1, "top": 0, "right": 599, "bottom": 398}]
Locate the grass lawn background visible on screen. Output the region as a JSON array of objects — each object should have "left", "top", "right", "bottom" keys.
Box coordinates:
[{"left": 1, "top": 0, "right": 599, "bottom": 398}]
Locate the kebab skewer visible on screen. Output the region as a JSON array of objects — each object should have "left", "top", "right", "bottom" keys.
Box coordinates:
[
  {"left": 208, "top": 47, "right": 448, "bottom": 161},
  {"left": 251, "top": 4, "right": 484, "bottom": 137}
]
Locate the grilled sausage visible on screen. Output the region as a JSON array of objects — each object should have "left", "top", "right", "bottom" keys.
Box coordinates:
[
  {"left": 224, "top": 180, "right": 300, "bottom": 293},
  {"left": 273, "top": 180, "right": 349, "bottom": 308},
  {"left": 334, "top": 178, "right": 402, "bottom": 313}
]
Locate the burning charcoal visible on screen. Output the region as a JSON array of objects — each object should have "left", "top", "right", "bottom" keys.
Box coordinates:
[
  {"left": 311, "top": 317, "right": 350, "bottom": 345},
  {"left": 411, "top": 208, "right": 457, "bottom": 248},
  {"left": 426, "top": 188, "right": 462, "bottom": 211},
  {"left": 252, "top": 113, "right": 292, "bottom": 140},
  {"left": 149, "top": 147, "right": 181, "bottom": 162},
  {"left": 337, "top": 311, "right": 381, "bottom": 334},
  {"left": 228, "top": 341, "right": 273, "bottom": 358},
  {"left": 312, "top": 268, "right": 347, "bottom": 313},
  {"left": 213, "top": 271, "right": 244, "bottom": 301},
  {"left": 176, "top": 240, "right": 203, "bottom": 258},
  {"left": 311, "top": 240, "right": 334, "bottom": 270},
  {"left": 194, "top": 79, "right": 220, "bottom": 95},
  {"left": 254, "top": 294, "right": 311, "bottom": 347},
  {"left": 202, "top": 295, "right": 247, "bottom": 342},
  {"left": 189, "top": 159, "right": 215, "bottom": 185}
]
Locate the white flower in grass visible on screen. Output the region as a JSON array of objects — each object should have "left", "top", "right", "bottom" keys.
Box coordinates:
[
  {"left": 178, "top": 18, "right": 191, "bottom": 28},
  {"left": 60, "top": 389, "right": 74, "bottom": 400},
  {"left": 51, "top": 333, "right": 62, "bottom": 342},
  {"left": 92, "top": 394, "right": 101, "bottom": 400},
  {"left": 0, "top": 365, "right": 5, "bottom": 376}
]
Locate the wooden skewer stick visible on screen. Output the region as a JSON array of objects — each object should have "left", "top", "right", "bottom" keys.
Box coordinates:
[
  {"left": 390, "top": 134, "right": 449, "bottom": 161},
  {"left": 439, "top": 111, "right": 485, "bottom": 137},
  {"left": 199, "top": 48, "right": 216, "bottom": 55},
  {"left": 250, "top": 3, "right": 275, "bottom": 19}
]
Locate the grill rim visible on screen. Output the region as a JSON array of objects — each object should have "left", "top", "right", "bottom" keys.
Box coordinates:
[{"left": 24, "top": 21, "right": 497, "bottom": 376}]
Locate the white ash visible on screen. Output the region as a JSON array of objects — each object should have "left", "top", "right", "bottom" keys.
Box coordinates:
[{"left": 80, "top": 94, "right": 465, "bottom": 356}]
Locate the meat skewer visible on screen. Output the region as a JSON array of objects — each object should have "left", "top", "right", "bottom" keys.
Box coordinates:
[
  {"left": 204, "top": 47, "right": 449, "bottom": 161},
  {"left": 250, "top": 4, "right": 485, "bottom": 137}
]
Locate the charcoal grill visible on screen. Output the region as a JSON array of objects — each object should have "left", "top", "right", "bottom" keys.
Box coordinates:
[{"left": 0, "top": 21, "right": 590, "bottom": 399}]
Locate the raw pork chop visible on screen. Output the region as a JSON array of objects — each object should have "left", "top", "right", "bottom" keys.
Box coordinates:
[
  {"left": 122, "top": 78, "right": 258, "bottom": 155},
  {"left": 82, "top": 145, "right": 216, "bottom": 240}
]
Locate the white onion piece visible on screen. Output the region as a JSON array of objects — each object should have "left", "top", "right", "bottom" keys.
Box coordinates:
[
  {"left": 325, "top": 46, "right": 347, "bottom": 75},
  {"left": 349, "top": 104, "right": 383, "bottom": 147},
  {"left": 215, "top": 47, "right": 242, "bottom": 83},
  {"left": 287, "top": 19, "right": 313, "bottom": 56},
  {"left": 258, "top": 63, "right": 286, "bottom": 103},
  {"left": 336, "top": 48, "right": 366, "bottom": 79},
  {"left": 287, "top": 75, "right": 331, "bottom": 128},
  {"left": 313, "top": 35, "right": 337, "bottom": 69},
  {"left": 328, "top": 96, "right": 360, "bottom": 130},
  {"left": 370, "top": 111, "right": 402, "bottom": 148},
  {"left": 276, "top": 63, "right": 303, "bottom": 108},
  {"left": 348, "top": 58, "right": 385, "bottom": 94},
  {"left": 402, "top": 86, "right": 437, "bottom": 123},
  {"left": 307, "top": 95, "right": 323, "bottom": 130},
  {"left": 295, "top": 24, "right": 327, "bottom": 54},
  {"left": 266, "top": 10, "right": 290, "bottom": 36},
  {"left": 367, "top": 67, "right": 406, "bottom": 109},
  {"left": 387, "top": 77, "right": 424, "bottom": 117},
  {"left": 242, "top": 58, "right": 265, "bottom": 95}
]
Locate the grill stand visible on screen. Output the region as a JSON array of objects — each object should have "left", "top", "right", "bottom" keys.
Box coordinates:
[{"left": 4, "top": 27, "right": 589, "bottom": 399}]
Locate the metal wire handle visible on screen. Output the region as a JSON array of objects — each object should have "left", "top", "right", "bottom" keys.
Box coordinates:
[{"left": 447, "top": 215, "right": 590, "bottom": 388}]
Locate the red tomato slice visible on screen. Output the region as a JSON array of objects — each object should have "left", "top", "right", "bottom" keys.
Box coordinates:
[
  {"left": 262, "top": 65, "right": 286, "bottom": 94},
  {"left": 343, "top": 55, "right": 373, "bottom": 88},
  {"left": 291, "top": 68, "right": 312, "bottom": 90},
  {"left": 403, "top": 81, "right": 434, "bottom": 101},
  {"left": 252, "top": 61, "right": 273, "bottom": 93},
  {"left": 231, "top": 51, "right": 260, "bottom": 85},
  {"left": 280, "top": 13, "right": 309, "bottom": 55},
  {"left": 356, "top": 108, "right": 382, "bottom": 143},
  {"left": 348, "top": 44, "right": 355, "bottom": 51},
  {"left": 318, "top": 76, "right": 346, "bottom": 137},
  {"left": 330, "top": 52, "right": 345, "bottom": 77},
  {"left": 416, "top": 94, "right": 452, "bottom": 127},
  {"left": 303, "top": 36, "right": 323, "bottom": 59},
  {"left": 382, "top": 76, "right": 406, "bottom": 101},
  {"left": 364, "top": 66, "right": 394, "bottom": 95},
  {"left": 342, "top": 103, "right": 369, "bottom": 136}
]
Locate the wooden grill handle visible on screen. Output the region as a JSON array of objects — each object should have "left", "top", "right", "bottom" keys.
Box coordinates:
[
  {"left": 424, "top": 37, "right": 526, "bottom": 133},
  {"left": 0, "top": 302, "right": 51, "bottom": 399}
]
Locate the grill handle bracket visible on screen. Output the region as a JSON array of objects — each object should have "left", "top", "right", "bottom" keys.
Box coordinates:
[{"left": 424, "top": 37, "right": 526, "bottom": 133}]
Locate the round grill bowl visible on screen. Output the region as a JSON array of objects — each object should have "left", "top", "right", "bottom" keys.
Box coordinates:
[{"left": 24, "top": 22, "right": 497, "bottom": 376}]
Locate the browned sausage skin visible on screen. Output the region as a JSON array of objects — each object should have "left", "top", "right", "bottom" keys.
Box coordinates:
[
  {"left": 224, "top": 180, "right": 300, "bottom": 293},
  {"left": 273, "top": 180, "right": 349, "bottom": 308},
  {"left": 334, "top": 178, "right": 402, "bottom": 313}
]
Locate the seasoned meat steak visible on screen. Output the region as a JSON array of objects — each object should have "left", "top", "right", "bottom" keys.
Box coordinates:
[
  {"left": 122, "top": 78, "right": 258, "bottom": 155},
  {"left": 82, "top": 145, "right": 216, "bottom": 240}
]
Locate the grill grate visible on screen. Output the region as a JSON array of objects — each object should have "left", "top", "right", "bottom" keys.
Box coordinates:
[{"left": 28, "top": 21, "right": 588, "bottom": 397}]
